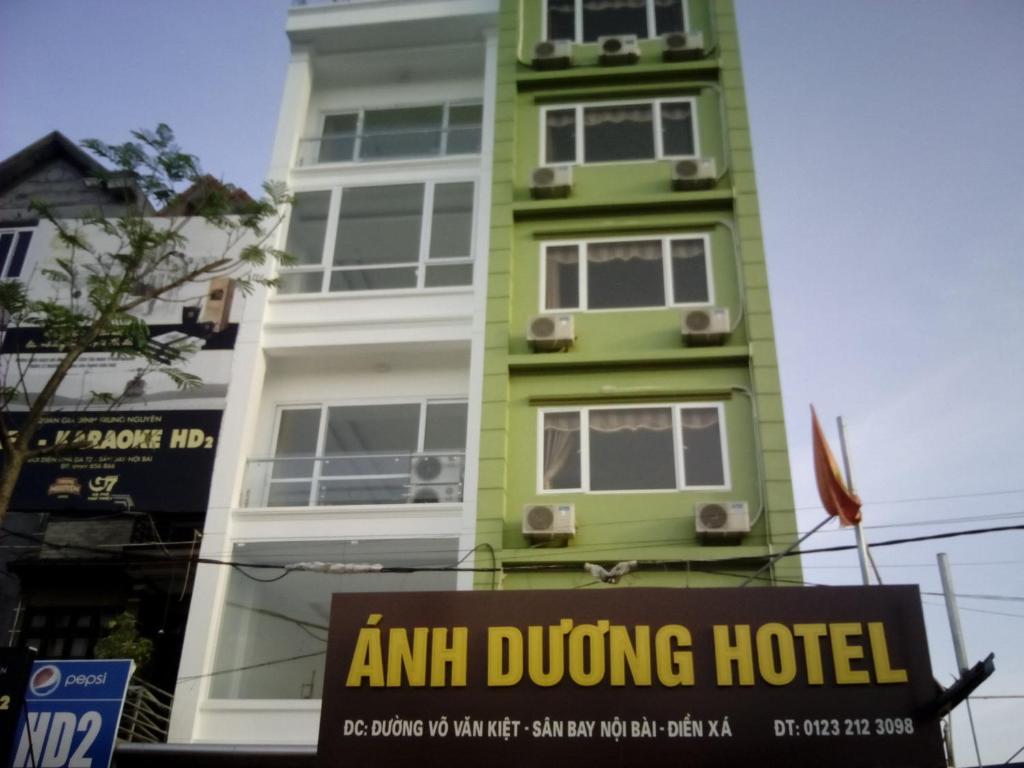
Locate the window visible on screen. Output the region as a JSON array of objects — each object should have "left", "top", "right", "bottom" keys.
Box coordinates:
[
  {"left": 210, "top": 539, "right": 458, "bottom": 699},
  {"left": 261, "top": 400, "right": 468, "bottom": 507},
  {"left": 0, "top": 229, "right": 32, "bottom": 279},
  {"left": 545, "top": 0, "right": 686, "bottom": 43},
  {"left": 314, "top": 103, "right": 483, "bottom": 164},
  {"left": 278, "top": 181, "right": 475, "bottom": 294},
  {"left": 20, "top": 607, "right": 119, "bottom": 660},
  {"left": 543, "top": 99, "right": 697, "bottom": 165},
  {"left": 543, "top": 234, "right": 711, "bottom": 311},
  {"left": 540, "top": 404, "right": 727, "bottom": 492}
]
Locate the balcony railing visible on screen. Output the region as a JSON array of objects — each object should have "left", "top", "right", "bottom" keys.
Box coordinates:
[
  {"left": 276, "top": 257, "right": 474, "bottom": 294},
  {"left": 297, "top": 125, "right": 482, "bottom": 167},
  {"left": 242, "top": 452, "right": 466, "bottom": 508}
]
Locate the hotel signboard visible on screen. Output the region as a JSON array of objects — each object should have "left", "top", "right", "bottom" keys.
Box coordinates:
[{"left": 318, "top": 585, "right": 946, "bottom": 767}]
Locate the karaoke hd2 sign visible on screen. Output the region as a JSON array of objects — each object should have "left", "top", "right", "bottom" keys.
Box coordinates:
[
  {"left": 7, "top": 659, "right": 133, "bottom": 768},
  {"left": 318, "top": 586, "right": 946, "bottom": 768}
]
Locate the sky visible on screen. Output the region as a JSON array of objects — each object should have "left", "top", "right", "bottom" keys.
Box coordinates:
[{"left": 2, "top": 0, "right": 1023, "bottom": 764}]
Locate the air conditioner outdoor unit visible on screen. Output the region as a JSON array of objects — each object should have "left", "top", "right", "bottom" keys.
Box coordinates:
[
  {"left": 598, "top": 34, "right": 640, "bottom": 65},
  {"left": 527, "top": 313, "right": 575, "bottom": 351},
  {"left": 695, "top": 501, "right": 750, "bottom": 541},
  {"left": 408, "top": 483, "right": 462, "bottom": 504},
  {"left": 530, "top": 165, "right": 573, "bottom": 199},
  {"left": 523, "top": 503, "right": 575, "bottom": 542},
  {"left": 407, "top": 454, "right": 464, "bottom": 503},
  {"left": 662, "top": 31, "right": 705, "bottom": 61},
  {"left": 200, "top": 276, "right": 234, "bottom": 333},
  {"left": 681, "top": 307, "right": 730, "bottom": 346},
  {"left": 533, "top": 39, "right": 573, "bottom": 69},
  {"left": 671, "top": 157, "right": 717, "bottom": 191},
  {"left": 411, "top": 453, "right": 464, "bottom": 484}
]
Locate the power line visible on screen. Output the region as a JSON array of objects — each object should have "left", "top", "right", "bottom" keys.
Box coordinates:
[{"left": 794, "top": 487, "right": 1024, "bottom": 511}]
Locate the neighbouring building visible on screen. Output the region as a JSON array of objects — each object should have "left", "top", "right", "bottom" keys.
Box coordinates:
[
  {"left": 0, "top": 134, "right": 249, "bottom": 701},
  {"left": 165, "top": 0, "right": 800, "bottom": 755},
  {"left": 167, "top": 0, "right": 499, "bottom": 746},
  {"left": 473, "top": 1, "right": 801, "bottom": 591}
]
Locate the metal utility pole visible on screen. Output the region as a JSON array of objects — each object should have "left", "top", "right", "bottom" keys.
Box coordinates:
[
  {"left": 938, "top": 552, "right": 983, "bottom": 766},
  {"left": 836, "top": 416, "right": 871, "bottom": 586}
]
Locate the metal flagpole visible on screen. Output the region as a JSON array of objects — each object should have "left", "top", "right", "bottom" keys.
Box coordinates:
[
  {"left": 836, "top": 416, "right": 871, "bottom": 586},
  {"left": 938, "top": 552, "right": 984, "bottom": 766}
]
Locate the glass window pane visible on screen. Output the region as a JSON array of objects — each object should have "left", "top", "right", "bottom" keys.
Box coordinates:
[
  {"left": 654, "top": 0, "right": 685, "bottom": 35},
  {"left": 590, "top": 408, "right": 675, "bottom": 490},
  {"left": 8, "top": 231, "right": 31, "bottom": 278},
  {"left": 0, "top": 233, "right": 13, "bottom": 276},
  {"left": 544, "top": 245, "right": 579, "bottom": 310},
  {"left": 70, "top": 638, "right": 90, "bottom": 658},
  {"left": 424, "top": 263, "right": 473, "bottom": 288},
  {"left": 583, "top": 0, "right": 648, "bottom": 41},
  {"left": 267, "top": 481, "right": 314, "bottom": 507},
  {"left": 447, "top": 105, "right": 483, "bottom": 155},
  {"left": 584, "top": 104, "right": 655, "bottom": 163},
  {"left": 587, "top": 240, "right": 664, "bottom": 309},
  {"left": 424, "top": 402, "right": 468, "bottom": 451},
  {"left": 323, "top": 404, "right": 420, "bottom": 457},
  {"left": 210, "top": 539, "right": 458, "bottom": 699},
  {"left": 670, "top": 238, "right": 709, "bottom": 304},
  {"left": 661, "top": 101, "right": 695, "bottom": 156},
  {"left": 429, "top": 183, "right": 474, "bottom": 259},
  {"left": 276, "top": 270, "right": 324, "bottom": 295},
  {"left": 543, "top": 412, "right": 581, "bottom": 490},
  {"left": 320, "top": 114, "right": 357, "bottom": 163},
  {"left": 547, "top": 0, "right": 576, "bottom": 40},
  {"left": 360, "top": 107, "right": 444, "bottom": 160},
  {"left": 329, "top": 267, "right": 418, "bottom": 292},
  {"left": 273, "top": 409, "right": 320, "bottom": 479},
  {"left": 334, "top": 185, "right": 424, "bottom": 267},
  {"left": 545, "top": 109, "right": 577, "bottom": 164},
  {"left": 285, "top": 192, "right": 330, "bottom": 266},
  {"left": 681, "top": 407, "right": 725, "bottom": 486}
]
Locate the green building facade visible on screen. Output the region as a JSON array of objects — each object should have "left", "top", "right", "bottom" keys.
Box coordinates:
[{"left": 476, "top": 0, "right": 800, "bottom": 589}]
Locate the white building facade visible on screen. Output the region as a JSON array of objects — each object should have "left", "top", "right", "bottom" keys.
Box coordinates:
[{"left": 169, "top": 0, "right": 499, "bottom": 745}]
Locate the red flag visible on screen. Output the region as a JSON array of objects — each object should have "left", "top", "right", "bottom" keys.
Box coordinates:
[{"left": 811, "top": 405, "right": 862, "bottom": 526}]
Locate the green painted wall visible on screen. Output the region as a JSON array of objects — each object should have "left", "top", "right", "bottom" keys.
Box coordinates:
[{"left": 476, "top": 0, "right": 800, "bottom": 590}]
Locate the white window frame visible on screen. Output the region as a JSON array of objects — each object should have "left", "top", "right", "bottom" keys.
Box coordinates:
[
  {"left": 317, "top": 101, "right": 484, "bottom": 164},
  {"left": 268, "top": 398, "right": 468, "bottom": 507},
  {"left": 536, "top": 402, "right": 730, "bottom": 494},
  {"left": 0, "top": 228, "right": 33, "bottom": 280},
  {"left": 278, "top": 179, "right": 477, "bottom": 296},
  {"left": 539, "top": 232, "right": 713, "bottom": 312},
  {"left": 540, "top": 97, "right": 700, "bottom": 167},
  {"left": 542, "top": 0, "right": 689, "bottom": 43}
]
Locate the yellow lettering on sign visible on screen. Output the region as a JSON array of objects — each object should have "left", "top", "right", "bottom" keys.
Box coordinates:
[
  {"left": 609, "top": 624, "right": 652, "bottom": 687},
  {"left": 830, "top": 622, "right": 871, "bottom": 684},
  {"left": 868, "top": 622, "right": 908, "bottom": 684},
  {"left": 430, "top": 627, "right": 468, "bottom": 687},
  {"left": 755, "top": 623, "right": 797, "bottom": 686},
  {"left": 793, "top": 623, "right": 828, "bottom": 685},
  {"left": 714, "top": 624, "right": 755, "bottom": 686},
  {"left": 487, "top": 626, "right": 522, "bottom": 686}
]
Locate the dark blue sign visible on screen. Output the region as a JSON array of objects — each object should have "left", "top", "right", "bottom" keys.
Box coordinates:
[{"left": 8, "top": 659, "right": 133, "bottom": 768}]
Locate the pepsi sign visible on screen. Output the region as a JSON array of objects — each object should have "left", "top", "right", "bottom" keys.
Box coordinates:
[{"left": 9, "top": 659, "right": 133, "bottom": 768}]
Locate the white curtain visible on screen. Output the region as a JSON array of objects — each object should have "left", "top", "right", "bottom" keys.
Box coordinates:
[
  {"left": 543, "top": 412, "right": 581, "bottom": 489},
  {"left": 661, "top": 103, "right": 692, "bottom": 122},
  {"left": 587, "top": 239, "right": 661, "bottom": 263},
  {"left": 583, "top": 0, "right": 646, "bottom": 10},
  {"left": 670, "top": 239, "right": 704, "bottom": 262},
  {"left": 681, "top": 408, "right": 719, "bottom": 430},
  {"left": 545, "top": 245, "right": 579, "bottom": 309},
  {"left": 584, "top": 104, "right": 653, "bottom": 126},
  {"left": 589, "top": 408, "right": 673, "bottom": 433}
]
